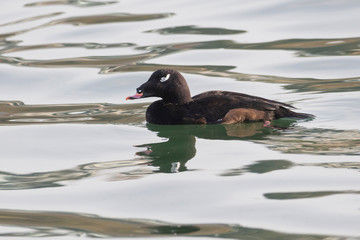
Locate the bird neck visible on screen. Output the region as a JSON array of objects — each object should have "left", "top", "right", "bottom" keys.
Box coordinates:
[{"left": 163, "top": 86, "right": 192, "bottom": 105}]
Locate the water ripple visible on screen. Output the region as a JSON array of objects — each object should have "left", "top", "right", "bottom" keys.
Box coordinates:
[
  {"left": 109, "top": 63, "right": 360, "bottom": 93},
  {"left": 0, "top": 10, "right": 358, "bottom": 94},
  {"left": 0, "top": 159, "right": 151, "bottom": 190},
  {"left": 257, "top": 127, "right": 360, "bottom": 155},
  {"left": 1, "top": 37, "right": 359, "bottom": 92},
  {"left": 0, "top": 12, "right": 174, "bottom": 41},
  {"left": 264, "top": 191, "right": 360, "bottom": 200},
  {"left": 0, "top": 209, "right": 355, "bottom": 239},
  {"left": 135, "top": 37, "right": 360, "bottom": 58},
  {"left": 0, "top": 101, "right": 146, "bottom": 125},
  {"left": 0, "top": 12, "right": 63, "bottom": 27},
  {"left": 221, "top": 160, "right": 360, "bottom": 177},
  {"left": 0, "top": 42, "right": 135, "bottom": 54},
  {"left": 25, "top": 0, "right": 118, "bottom": 8},
  {"left": 145, "top": 25, "right": 246, "bottom": 35},
  {"left": 48, "top": 12, "right": 175, "bottom": 26}
]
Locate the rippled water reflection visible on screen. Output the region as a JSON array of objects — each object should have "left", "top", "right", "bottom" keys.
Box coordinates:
[
  {"left": 0, "top": 209, "right": 347, "bottom": 239},
  {"left": 2, "top": 38, "right": 359, "bottom": 92},
  {"left": 24, "top": 0, "right": 118, "bottom": 8},
  {"left": 1, "top": 0, "right": 360, "bottom": 239},
  {"left": 0, "top": 100, "right": 146, "bottom": 124}
]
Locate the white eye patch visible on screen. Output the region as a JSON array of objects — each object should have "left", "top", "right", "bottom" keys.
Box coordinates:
[{"left": 160, "top": 74, "right": 170, "bottom": 82}]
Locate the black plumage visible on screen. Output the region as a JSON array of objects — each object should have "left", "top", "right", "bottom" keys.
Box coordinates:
[{"left": 126, "top": 69, "right": 313, "bottom": 125}]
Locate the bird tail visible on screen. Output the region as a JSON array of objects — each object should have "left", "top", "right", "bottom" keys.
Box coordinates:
[{"left": 276, "top": 106, "right": 314, "bottom": 119}]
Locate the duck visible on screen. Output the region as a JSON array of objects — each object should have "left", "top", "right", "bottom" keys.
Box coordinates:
[{"left": 126, "top": 69, "right": 313, "bottom": 125}]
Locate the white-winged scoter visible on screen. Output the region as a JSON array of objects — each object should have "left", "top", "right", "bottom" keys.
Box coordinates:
[{"left": 126, "top": 69, "right": 313, "bottom": 125}]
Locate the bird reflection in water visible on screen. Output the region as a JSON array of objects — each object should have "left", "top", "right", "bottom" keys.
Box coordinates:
[{"left": 135, "top": 120, "right": 293, "bottom": 173}]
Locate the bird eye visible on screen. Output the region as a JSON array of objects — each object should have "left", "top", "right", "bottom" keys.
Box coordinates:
[
  {"left": 137, "top": 89, "right": 142, "bottom": 93},
  {"left": 160, "top": 74, "right": 170, "bottom": 82}
]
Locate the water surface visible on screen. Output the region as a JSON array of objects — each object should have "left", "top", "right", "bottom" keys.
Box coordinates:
[{"left": 0, "top": 0, "right": 360, "bottom": 239}]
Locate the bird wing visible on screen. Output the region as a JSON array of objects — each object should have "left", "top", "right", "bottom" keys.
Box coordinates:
[{"left": 192, "top": 91, "right": 294, "bottom": 111}]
